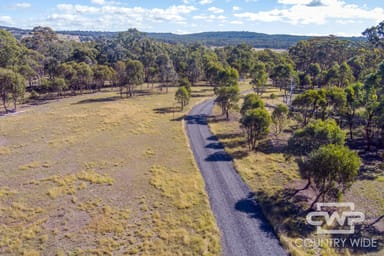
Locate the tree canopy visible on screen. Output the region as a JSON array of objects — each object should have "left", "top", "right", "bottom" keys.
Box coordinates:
[{"left": 305, "top": 144, "right": 361, "bottom": 207}]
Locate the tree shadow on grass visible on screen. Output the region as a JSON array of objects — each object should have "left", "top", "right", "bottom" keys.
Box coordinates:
[
  {"left": 73, "top": 96, "right": 121, "bottom": 104},
  {"left": 193, "top": 88, "right": 213, "bottom": 93},
  {"left": 230, "top": 150, "right": 249, "bottom": 159},
  {"left": 171, "top": 115, "right": 185, "bottom": 122},
  {"left": 153, "top": 106, "right": 179, "bottom": 114},
  {"left": 206, "top": 133, "right": 249, "bottom": 160},
  {"left": 251, "top": 189, "right": 315, "bottom": 238},
  {"left": 346, "top": 138, "right": 384, "bottom": 181},
  {"left": 134, "top": 89, "right": 153, "bottom": 96},
  {"left": 257, "top": 139, "right": 287, "bottom": 155},
  {"left": 191, "top": 93, "right": 214, "bottom": 98},
  {"left": 24, "top": 99, "right": 54, "bottom": 106},
  {"left": 207, "top": 115, "right": 227, "bottom": 123},
  {"left": 331, "top": 223, "right": 384, "bottom": 254},
  {"left": 357, "top": 165, "right": 383, "bottom": 181},
  {"left": 215, "top": 133, "right": 246, "bottom": 148}
]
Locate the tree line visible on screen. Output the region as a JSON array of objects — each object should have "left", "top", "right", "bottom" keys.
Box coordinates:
[
  {"left": 0, "top": 26, "right": 290, "bottom": 112},
  {"left": 225, "top": 21, "right": 384, "bottom": 208},
  {"left": 1, "top": 20, "right": 384, "bottom": 207}
]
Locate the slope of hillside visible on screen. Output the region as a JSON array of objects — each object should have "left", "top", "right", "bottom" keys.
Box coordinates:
[{"left": 0, "top": 25, "right": 366, "bottom": 49}]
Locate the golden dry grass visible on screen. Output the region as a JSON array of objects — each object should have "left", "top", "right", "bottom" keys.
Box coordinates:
[
  {"left": 209, "top": 83, "right": 384, "bottom": 256},
  {"left": 0, "top": 86, "right": 220, "bottom": 255}
]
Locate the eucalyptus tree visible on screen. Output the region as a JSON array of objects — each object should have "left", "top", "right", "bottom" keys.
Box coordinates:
[
  {"left": 363, "top": 74, "right": 380, "bottom": 149},
  {"left": 21, "top": 26, "right": 58, "bottom": 55},
  {"left": 113, "top": 61, "right": 127, "bottom": 97},
  {"left": 76, "top": 62, "right": 93, "bottom": 93},
  {"left": 17, "top": 64, "right": 36, "bottom": 87},
  {"left": 0, "top": 68, "right": 25, "bottom": 112},
  {"left": 186, "top": 51, "right": 204, "bottom": 86},
  {"left": 57, "top": 62, "right": 78, "bottom": 95},
  {"left": 250, "top": 62, "right": 268, "bottom": 95},
  {"left": 215, "top": 86, "right": 240, "bottom": 120},
  {"left": 125, "top": 60, "right": 144, "bottom": 97},
  {"left": 338, "top": 62, "right": 354, "bottom": 87},
  {"left": 307, "top": 63, "right": 321, "bottom": 88},
  {"left": 289, "top": 37, "right": 353, "bottom": 72},
  {"left": 270, "top": 63, "right": 297, "bottom": 103},
  {"left": 93, "top": 64, "right": 113, "bottom": 91},
  {"left": 50, "top": 77, "right": 67, "bottom": 97},
  {"left": 214, "top": 67, "right": 240, "bottom": 120},
  {"left": 288, "top": 119, "right": 346, "bottom": 156},
  {"left": 240, "top": 94, "right": 264, "bottom": 115},
  {"left": 343, "top": 83, "right": 363, "bottom": 139},
  {"left": 363, "top": 20, "right": 384, "bottom": 48},
  {"left": 205, "top": 61, "right": 224, "bottom": 87},
  {"left": 240, "top": 108, "right": 271, "bottom": 150},
  {"left": 0, "top": 30, "right": 21, "bottom": 68},
  {"left": 156, "top": 54, "right": 176, "bottom": 93},
  {"left": 291, "top": 89, "right": 326, "bottom": 126},
  {"left": 272, "top": 104, "right": 289, "bottom": 134},
  {"left": 175, "top": 86, "right": 190, "bottom": 110},
  {"left": 227, "top": 44, "right": 254, "bottom": 79},
  {"left": 305, "top": 144, "right": 360, "bottom": 208}
]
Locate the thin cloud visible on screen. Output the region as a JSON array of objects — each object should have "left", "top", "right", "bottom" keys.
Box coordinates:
[
  {"left": 233, "top": 6, "right": 241, "bottom": 11},
  {"left": 193, "top": 14, "right": 226, "bottom": 21},
  {"left": 15, "top": 2, "right": 31, "bottom": 8},
  {"left": 208, "top": 7, "right": 224, "bottom": 14},
  {"left": 0, "top": 16, "right": 13, "bottom": 25},
  {"left": 278, "top": 0, "right": 311, "bottom": 4},
  {"left": 235, "top": 0, "right": 384, "bottom": 25},
  {"left": 44, "top": 4, "right": 197, "bottom": 30},
  {"left": 199, "top": 0, "right": 214, "bottom": 5},
  {"left": 91, "top": 0, "right": 105, "bottom": 5},
  {"left": 57, "top": 4, "right": 99, "bottom": 14},
  {"left": 230, "top": 20, "right": 243, "bottom": 25}
]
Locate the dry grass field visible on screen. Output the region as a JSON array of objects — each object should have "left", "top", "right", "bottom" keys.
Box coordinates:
[
  {"left": 0, "top": 86, "right": 221, "bottom": 255},
  {"left": 209, "top": 84, "right": 384, "bottom": 256}
]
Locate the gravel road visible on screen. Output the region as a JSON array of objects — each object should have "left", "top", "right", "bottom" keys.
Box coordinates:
[{"left": 185, "top": 98, "right": 287, "bottom": 256}]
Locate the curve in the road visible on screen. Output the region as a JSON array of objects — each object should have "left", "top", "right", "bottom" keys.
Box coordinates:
[{"left": 185, "top": 98, "right": 287, "bottom": 256}]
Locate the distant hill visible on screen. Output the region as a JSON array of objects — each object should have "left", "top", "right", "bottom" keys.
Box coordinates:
[
  {"left": 147, "top": 31, "right": 307, "bottom": 49},
  {"left": 0, "top": 25, "right": 366, "bottom": 49},
  {"left": 146, "top": 31, "right": 366, "bottom": 49},
  {"left": 0, "top": 25, "right": 30, "bottom": 39}
]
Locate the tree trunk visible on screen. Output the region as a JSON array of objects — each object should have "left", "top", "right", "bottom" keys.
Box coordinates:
[
  {"left": 366, "top": 114, "right": 373, "bottom": 150},
  {"left": 2, "top": 95, "right": 8, "bottom": 113},
  {"left": 13, "top": 98, "right": 17, "bottom": 112},
  {"left": 119, "top": 85, "right": 123, "bottom": 98},
  {"left": 308, "top": 191, "right": 323, "bottom": 211}
]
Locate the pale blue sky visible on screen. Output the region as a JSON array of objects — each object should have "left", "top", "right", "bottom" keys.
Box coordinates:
[{"left": 0, "top": 0, "right": 383, "bottom": 35}]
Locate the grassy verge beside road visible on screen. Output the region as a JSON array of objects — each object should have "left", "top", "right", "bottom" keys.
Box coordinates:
[
  {"left": 0, "top": 86, "right": 221, "bottom": 255},
  {"left": 209, "top": 84, "right": 383, "bottom": 256}
]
